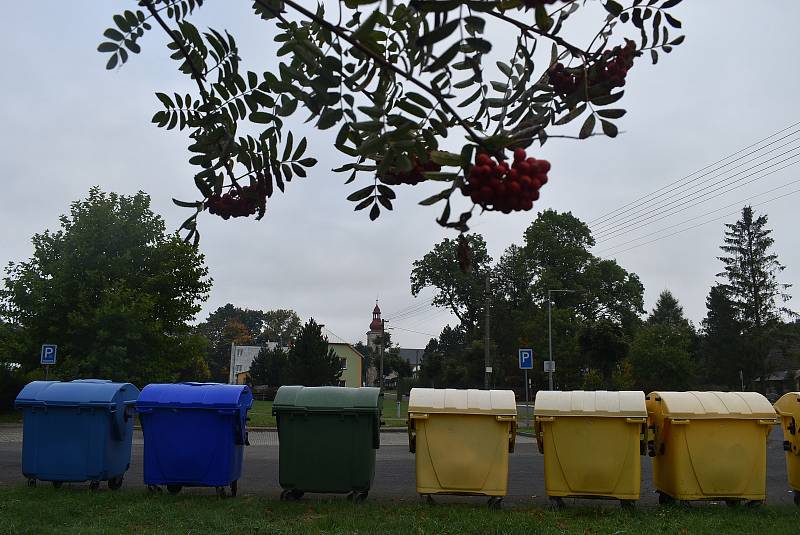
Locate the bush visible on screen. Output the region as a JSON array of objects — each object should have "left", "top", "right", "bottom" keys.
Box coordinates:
[
  {"left": 0, "top": 367, "right": 27, "bottom": 412},
  {"left": 251, "top": 385, "right": 279, "bottom": 401}
]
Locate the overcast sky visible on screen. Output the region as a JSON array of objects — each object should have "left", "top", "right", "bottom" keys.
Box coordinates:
[{"left": 2, "top": 1, "right": 799, "bottom": 350}]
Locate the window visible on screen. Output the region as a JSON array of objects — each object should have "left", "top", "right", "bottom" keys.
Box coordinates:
[
  {"left": 235, "top": 365, "right": 242, "bottom": 373},
  {"left": 340, "top": 358, "right": 347, "bottom": 370}
]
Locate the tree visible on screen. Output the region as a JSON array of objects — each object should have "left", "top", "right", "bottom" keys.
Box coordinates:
[
  {"left": 577, "top": 318, "right": 628, "bottom": 388},
  {"left": 285, "top": 318, "right": 342, "bottom": 386},
  {"left": 196, "top": 304, "right": 264, "bottom": 381},
  {"left": 1, "top": 188, "right": 211, "bottom": 386},
  {"left": 97, "top": 1, "right": 685, "bottom": 240},
  {"left": 259, "top": 309, "right": 301, "bottom": 344},
  {"left": 411, "top": 234, "right": 492, "bottom": 333},
  {"left": 629, "top": 323, "right": 694, "bottom": 392},
  {"left": 717, "top": 206, "right": 793, "bottom": 381},
  {"left": 701, "top": 285, "right": 745, "bottom": 389},
  {"left": 249, "top": 346, "right": 289, "bottom": 386},
  {"left": 647, "top": 290, "right": 689, "bottom": 328}
]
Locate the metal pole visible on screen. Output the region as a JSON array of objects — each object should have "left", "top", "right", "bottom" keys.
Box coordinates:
[
  {"left": 524, "top": 369, "right": 529, "bottom": 429},
  {"left": 379, "top": 320, "right": 385, "bottom": 390},
  {"left": 45, "top": 366, "right": 49, "bottom": 381},
  {"left": 484, "top": 274, "right": 490, "bottom": 389},
  {"left": 547, "top": 291, "right": 553, "bottom": 390},
  {"left": 229, "top": 342, "right": 236, "bottom": 384}
]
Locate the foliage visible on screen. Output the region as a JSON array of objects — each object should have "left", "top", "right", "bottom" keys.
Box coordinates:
[
  {"left": 249, "top": 345, "right": 289, "bottom": 386},
  {"left": 647, "top": 289, "right": 690, "bottom": 328},
  {"left": 629, "top": 322, "right": 694, "bottom": 392},
  {"left": 98, "top": 0, "right": 686, "bottom": 239},
  {"left": 411, "top": 234, "right": 492, "bottom": 333},
  {"left": 384, "top": 352, "right": 413, "bottom": 378},
  {"left": 285, "top": 318, "right": 342, "bottom": 386},
  {"left": 577, "top": 318, "right": 628, "bottom": 387},
  {"left": 260, "top": 309, "right": 301, "bottom": 344},
  {"left": 581, "top": 368, "right": 605, "bottom": 390},
  {"left": 0, "top": 187, "right": 211, "bottom": 387},
  {"left": 700, "top": 284, "right": 745, "bottom": 389}
]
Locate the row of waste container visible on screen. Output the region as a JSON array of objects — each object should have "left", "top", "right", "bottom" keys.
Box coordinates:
[{"left": 14, "top": 380, "right": 800, "bottom": 507}]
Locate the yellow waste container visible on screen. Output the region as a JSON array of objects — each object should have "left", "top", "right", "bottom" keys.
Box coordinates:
[
  {"left": 774, "top": 392, "right": 800, "bottom": 505},
  {"left": 534, "top": 390, "right": 647, "bottom": 507},
  {"left": 646, "top": 391, "right": 777, "bottom": 505},
  {"left": 407, "top": 388, "right": 516, "bottom": 507}
]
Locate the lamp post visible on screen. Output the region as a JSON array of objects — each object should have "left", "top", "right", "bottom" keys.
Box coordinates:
[{"left": 547, "top": 289, "right": 582, "bottom": 391}]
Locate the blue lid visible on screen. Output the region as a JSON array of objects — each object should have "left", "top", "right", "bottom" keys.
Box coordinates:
[
  {"left": 14, "top": 380, "right": 140, "bottom": 408},
  {"left": 136, "top": 382, "right": 253, "bottom": 411}
]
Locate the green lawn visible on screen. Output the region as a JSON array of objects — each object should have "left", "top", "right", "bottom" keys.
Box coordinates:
[
  {"left": 2, "top": 487, "right": 800, "bottom": 534},
  {"left": 247, "top": 396, "right": 409, "bottom": 428}
]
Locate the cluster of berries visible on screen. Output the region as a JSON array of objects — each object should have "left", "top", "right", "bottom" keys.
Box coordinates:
[
  {"left": 206, "top": 184, "right": 266, "bottom": 219},
  {"left": 461, "top": 148, "right": 550, "bottom": 213},
  {"left": 548, "top": 40, "right": 636, "bottom": 97},
  {"left": 383, "top": 156, "right": 442, "bottom": 186}
]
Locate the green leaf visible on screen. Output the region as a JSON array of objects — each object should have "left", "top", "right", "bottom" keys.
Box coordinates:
[
  {"left": 535, "top": 4, "right": 553, "bottom": 32},
  {"left": 600, "top": 119, "right": 618, "bottom": 138},
  {"left": 579, "top": 114, "right": 596, "bottom": 139},
  {"left": 604, "top": 1, "right": 624, "bottom": 16},
  {"left": 422, "top": 172, "right": 459, "bottom": 181},
  {"left": 172, "top": 198, "right": 202, "bottom": 208},
  {"left": 591, "top": 91, "right": 625, "bottom": 106},
  {"left": 664, "top": 13, "right": 682, "bottom": 28},
  {"left": 554, "top": 103, "right": 587, "bottom": 126},
  {"left": 318, "top": 109, "right": 344, "bottom": 130},
  {"left": 596, "top": 108, "right": 626, "bottom": 119},
  {"left": 396, "top": 100, "right": 428, "bottom": 119},
  {"left": 417, "top": 19, "right": 460, "bottom": 47},
  {"left": 427, "top": 41, "right": 461, "bottom": 72},
  {"left": 465, "top": 37, "right": 491, "bottom": 54},
  {"left": 405, "top": 92, "right": 433, "bottom": 109},
  {"left": 369, "top": 203, "right": 380, "bottom": 221},
  {"left": 249, "top": 111, "right": 275, "bottom": 124},
  {"left": 347, "top": 185, "right": 374, "bottom": 202},
  {"left": 97, "top": 42, "right": 118, "bottom": 52},
  {"left": 661, "top": 0, "right": 683, "bottom": 8},
  {"left": 299, "top": 158, "right": 318, "bottom": 167},
  {"left": 429, "top": 151, "right": 462, "bottom": 166},
  {"left": 293, "top": 137, "right": 308, "bottom": 160},
  {"left": 419, "top": 189, "right": 450, "bottom": 206}
]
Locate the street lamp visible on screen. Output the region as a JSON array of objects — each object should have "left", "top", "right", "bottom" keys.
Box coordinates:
[{"left": 547, "top": 289, "right": 584, "bottom": 391}]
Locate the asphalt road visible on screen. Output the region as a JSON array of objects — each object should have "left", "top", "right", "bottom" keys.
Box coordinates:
[{"left": 0, "top": 428, "right": 795, "bottom": 507}]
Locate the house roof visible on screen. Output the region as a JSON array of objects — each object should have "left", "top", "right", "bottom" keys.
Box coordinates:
[{"left": 329, "top": 342, "right": 365, "bottom": 360}]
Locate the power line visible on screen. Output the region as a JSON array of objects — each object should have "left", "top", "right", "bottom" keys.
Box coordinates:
[
  {"left": 394, "top": 306, "right": 453, "bottom": 330},
  {"left": 390, "top": 325, "right": 440, "bottom": 337},
  {"left": 384, "top": 296, "right": 437, "bottom": 321},
  {"left": 588, "top": 120, "right": 800, "bottom": 225},
  {"left": 593, "top": 153, "right": 800, "bottom": 242},
  {"left": 598, "top": 187, "right": 800, "bottom": 257},
  {"left": 593, "top": 137, "right": 800, "bottom": 234},
  {"left": 594, "top": 178, "right": 800, "bottom": 255},
  {"left": 322, "top": 326, "right": 350, "bottom": 344}
]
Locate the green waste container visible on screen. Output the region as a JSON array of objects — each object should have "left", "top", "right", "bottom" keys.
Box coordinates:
[{"left": 272, "top": 385, "right": 382, "bottom": 502}]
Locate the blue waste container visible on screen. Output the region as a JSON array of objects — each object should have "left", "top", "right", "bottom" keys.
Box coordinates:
[
  {"left": 14, "top": 379, "right": 139, "bottom": 490},
  {"left": 136, "top": 382, "right": 253, "bottom": 497}
]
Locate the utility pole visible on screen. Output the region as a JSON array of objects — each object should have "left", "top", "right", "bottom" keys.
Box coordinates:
[
  {"left": 484, "top": 274, "right": 491, "bottom": 390},
  {"left": 379, "top": 319, "right": 387, "bottom": 390}
]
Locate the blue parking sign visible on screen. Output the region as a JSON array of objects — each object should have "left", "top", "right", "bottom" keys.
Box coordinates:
[
  {"left": 518, "top": 348, "right": 533, "bottom": 370},
  {"left": 40, "top": 344, "right": 57, "bottom": 365}
]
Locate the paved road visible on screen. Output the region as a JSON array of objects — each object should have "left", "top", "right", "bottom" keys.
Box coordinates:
[{"left": 0, "top": 427, "right": 795, "bottom": 507}]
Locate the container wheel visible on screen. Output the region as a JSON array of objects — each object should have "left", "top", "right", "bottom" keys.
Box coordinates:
[
  {"left": 289, "top": 490, "right": 304, "bottom": 501},
  {"left": 353, "top": 491, "right": 368, "bottom": 504},
  {"left": 549, "top": 496, "right": 565, "bottom": 509},
  {"left": 794, "top": 491, "right": 800, "bottom": 506},
  {"left": 230, "top": 480, "right": 238, "bottom": 498},
  {"left": 657, "top": 492, "right": 675, "bottom": 505},
  {"left": 89, "top": 481, "right": 100, "bottom": 491},
  {"left": 488, "top": 497, "right": 503, "bottom": 509},
  {"left": 108, "top": 476, "right": 124, "bottom": 491},
  {"left": 745, "top": 500, "right": 763, "bottom": 508},
  {"left": 215, "top": 486, "right": 228, "bottom": 498},
  {"left": 424, "top": 494, "right": 436, "bottom": 505},
  {"left": 52, "top": 482, "right": 63, "bottom": 489},
  {"left": 725, "top": 499, "right": 740, "bottom": 507},
  {"left": 27, "top": 479, "right": 36, "bottom": 488},
  {"left": 147, "top": 485, "right": 162, "bottom": 493},
  {"left": 279, "top": 489, "right": 289, "bottom": 501},
  {"left": 620, "top": 500, "right": 636, "bottom": 509},
  {"left": 679, "top": 500, "right": 692, "bottom": 508},
  {"left": 166, "top": 485, "right": 182, "bottom": 495}
]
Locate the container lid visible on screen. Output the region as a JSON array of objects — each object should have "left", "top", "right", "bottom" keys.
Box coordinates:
[
  {"left": 773, "top": 392, "right": 800, "bottom": 416},
  {"left": 407, "top": 388, "right": 516, "bottom": 416},
  {"left": 136, "top": 382, "right": 253, "bottom": 410},
  {"left": 534, "top": 390, "right": 646, "bottom": 418},
  {"left": 272, "top": 385, "right": 382, "bottom": 414},
  {"left": 14, "top": 380, "right": 140, "bottom": 408},
  {"left": 649, "top": 391, "right": 777, "bottom": 419}
]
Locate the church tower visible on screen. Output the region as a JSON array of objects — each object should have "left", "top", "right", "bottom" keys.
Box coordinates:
[{"left": 367, "top": 301, "right": 384, "bottom": 351}]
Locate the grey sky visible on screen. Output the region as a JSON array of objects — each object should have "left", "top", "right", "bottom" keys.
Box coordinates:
[{"left": 2, "top": 1, "right": 798, "bottom": 350}]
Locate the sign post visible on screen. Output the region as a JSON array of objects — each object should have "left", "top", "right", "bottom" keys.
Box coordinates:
[
  {"left": 518, "top": 349, "right": 533, "bottom": 429},
  {"left": 544, "top": 359, "right": 556, "bottom": 390},
  {"left": 40, "top": 344, "right": 57, "bottom": 380}
]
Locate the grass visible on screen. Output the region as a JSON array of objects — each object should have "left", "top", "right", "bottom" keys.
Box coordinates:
[
  {"left": 0, "top": 411, "right": 21, "bottom": 424},
  {"left": 1, "top": 486, "right": 800, "bottom": 535},
  {"left": 247, "top": 396, "right": 409, "bottom": 428}
]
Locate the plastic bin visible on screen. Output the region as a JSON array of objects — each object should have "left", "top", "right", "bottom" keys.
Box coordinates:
[
  {"left": 534, "top": 390, "right": 647, "bottom": 507},
  {"left": 646, "top": 391, "right": 777, "bottom": 505},
  {"left": 408, "top": 388, "right": 516, "bottom": 507},
  {"left": 14, "top": 379, "right": 139, "bottom": 490},
  {"left": 272, "top": 385, "right": 382, "bottom": 502},
  {"left": 774, "top": 392, "right": 800, "bottom": 505},
  {"left": 136, "top": 382, "right": 253, "bottom": 497}
]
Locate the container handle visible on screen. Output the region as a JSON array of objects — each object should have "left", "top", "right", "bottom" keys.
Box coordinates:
[
  {"left": 669, "top": 419, "right": 690, "bottom": 425},
  {"left": 758, "top": 418, "right": 779, "bottom": 426},
  {"left": 508, "top": 420, "right": 517, "bottom": 453},
  {"left": 534, "top": 420, "right": 545, "bottom": 454},
  {"left": 625, "top": 417, "right": 647, "bottom": 424},
  {"left": 496, "top": 415, "right": 516, "bottom": 422},
  {"left": 535, "top": 416, "right": 554, "bottom": 422},
  {"left": 407, "top": 421, "right": 416, "bottom": 454},
  {"left": 409, "top": 413, "right": 429, "bottom": 420}
]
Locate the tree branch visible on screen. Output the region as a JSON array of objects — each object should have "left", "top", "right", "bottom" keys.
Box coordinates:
[{"left": 487, "top": 10, "right": 589, "bottom": 59}]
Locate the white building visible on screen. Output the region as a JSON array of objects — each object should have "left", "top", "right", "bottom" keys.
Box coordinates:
[{"left": 228, "top": 342, "right": 287, "bottom": 384}]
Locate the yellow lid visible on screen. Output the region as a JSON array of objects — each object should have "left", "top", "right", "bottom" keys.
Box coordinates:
[
  {"left": 408, "top": 388, "right": 516, "bottom": 416},
  {"left": 774, "top": 392, "right": 800, "bottom": 416},
  {"left": 649, "top": 391, "right": 776, "bottom": 419},
  {"left": 533, "top": 390, "right": 646, "bottom": 418}
]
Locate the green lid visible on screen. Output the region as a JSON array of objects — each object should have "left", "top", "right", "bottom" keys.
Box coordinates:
[{"left": 272, "top": 386, "right": 382, "bottom": 414}]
